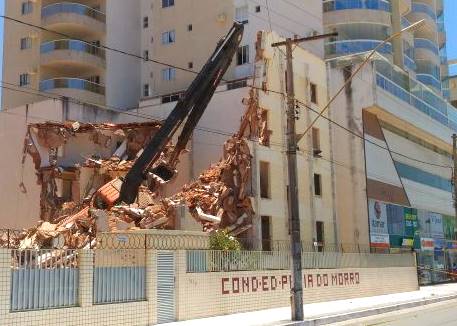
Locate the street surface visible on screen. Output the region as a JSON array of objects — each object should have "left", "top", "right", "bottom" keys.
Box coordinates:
[{"left": 331, "top": 299, "right": 457, "bottom": 326}]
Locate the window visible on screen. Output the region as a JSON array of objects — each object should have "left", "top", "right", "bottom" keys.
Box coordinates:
[
  {"left": 19, "top": 73, "right": 30, "bottom": 86},
  {"left": 162, "top": 0, "right": 174, "bottom": 8},
  {"left": 188, "top": 24, "right": 193, "bottom": 31},
  {"left": 261, "top": 216, "right": 272, "bottom": 251},
  {"left": 235, "top": 6, "right": 248, "bottom": 24},
  {"left": 310, "top": 82, "right": 318, "bottom": 104},
  {"left": 260, "top": 161, "right": 270, "bottom": 199},
  {"left": 188, "top": 62, "right": 193, "bottom": 69},
  {"left": 314, "top": 173, "right": 322, "bottom": 196},
  {"left": 143, "top": 84, "right": 150, "bottom": 97},
  {"left": 143, "top": 16, "right": 149, "bottom": 28},
  {"left": 312, "top": 127, "right": 321, "bottom": 156},
  {"left": 162, "top": 67, "right": 176, "bottom": 81},
  {"left": 237, "top": 45, "right": 249, "bottom": 65},
  {"left": 316, "top": 221, "right": 324, "bottom": 252},
  {"left": 256, "top": 5, "right": 261, "bottom": 12},
  {"left": 143, "top": 50, "right": 149, "bottom": 60},
  {"left": 20, "top": 37, "right": 32, "bottom": 50},
  {"left": 161, "top": 30, "right": 175, "bottom": 44},
  {"left": 21, "top": 1, "right": 33, "bottom": 15}
]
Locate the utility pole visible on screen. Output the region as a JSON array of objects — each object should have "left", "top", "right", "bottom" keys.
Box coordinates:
[
  {"left": 453, "top": 134, "right": 457, "bottom": 220},
  {"left": 271, "top": 32, "right": 337, "bottom": 322}
]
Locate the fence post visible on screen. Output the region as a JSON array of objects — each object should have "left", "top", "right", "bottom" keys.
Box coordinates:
[
  {"left": 0, "top": 249, "right": 11, "bottom": 318},
  {"left": 78, "top": 249, "right": 94, "bottom": 307},
  {"left": 146, "top": 249, "right": 157, "bottom": 325}
]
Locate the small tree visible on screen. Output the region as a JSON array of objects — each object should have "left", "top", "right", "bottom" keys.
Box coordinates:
[{"left": 209, "top": 229, "right": 241, "bottom": 251}]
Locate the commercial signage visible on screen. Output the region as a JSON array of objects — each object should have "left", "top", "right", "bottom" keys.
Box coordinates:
[
  {"left": 404, "top": 208, "right": 418, "bottom": 238},
  {"left": 402, "top": 238, "right": 414, "bottom": 247},
  {"left": 221, "top": 272, "right": 361, "bottom": 295},
  {"left": 446, "top": 241, "right": 457, "bottom": 250},
  {"left": 387, "top": 204, "right": 404, "bottom": 236},
  {"left": 420, "top": 238, "right": 435, "bottom": 251},
  {"left": 443, "top": 215, "right": 456, "bottom": 240},
  {"left": 370, "top": 234, "right": 390, "bottom": 248},
  {"left": 430, "top": 213, "right": 444, "bottom": 239},
  {"left": 368, "top": 200, "right": 388, "bottom": 235}
]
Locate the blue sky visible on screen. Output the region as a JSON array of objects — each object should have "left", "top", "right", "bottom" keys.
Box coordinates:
[{"left": 0, "top": 1, "right": 454, "bottom": 88}]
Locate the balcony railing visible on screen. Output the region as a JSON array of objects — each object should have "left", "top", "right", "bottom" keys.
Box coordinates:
[
  {"left": 416, "top": 74, "right": 442, "bottom": 91},
  {"left": 411, "top": 3, "right": 436, "bottom": 21},
  {"left": 40, "top": 78, "right": 105, "bottom": 95},
  {"left": 42, "top": 2, "right": 105, "bottom": 23},
  {"left": 325, "top": 39, "right": 392, "bottom": 56},
  {"left": 416, "top": 60, "right": 441, "bottom": 80},
  {"left": 404, "top": 55, "right": 416, "bottom": 71},
  {"left": 323, "top": 0, "right": 391, "bottom": 12},
  {"left": 40, "top": 39, "right": 105, "bottom": 59},
  {"left": 414, "top": 38, "right": 439, "bottom": 55},
  {"left": 374, "top": 60, "right": 457, "bottom": 131}
]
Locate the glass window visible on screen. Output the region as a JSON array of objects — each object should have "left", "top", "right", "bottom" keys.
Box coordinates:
[
  {"left": 161, "top": 30, "right": 175, "bottom": 44},
  {"left": 19, "top": 73, "right": 30, "bottom": 86},
  {"left": 237, "top": 45, "right": 249, "bottom": 65},
  {"left": 143, "top": 84, "right": 150, "bottom": 97},
  {"left": 21, "top": 1, "right": 33, "bottom": 15},
  {"left": 20, "top": 37, "right": 32, "bottom": 50},
  {"left": 162, "top": 0, "right": 174, "bottom": 8},
  {"left": 314, "top": 174, "right": 322, "bottom": 196},
  {"left": 235, "top": 6, "right": 248, "bottom": 24},
  {"left": 143, "top": 16, "right": 149, "bottom": 28},
  {"left": 162, "top": 67, "right": 176, "bottom": 81}
]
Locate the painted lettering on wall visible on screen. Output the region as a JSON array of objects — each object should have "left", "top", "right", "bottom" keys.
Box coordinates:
[{"left": 221, "top": 272, "right": 360, "bottom": 295}]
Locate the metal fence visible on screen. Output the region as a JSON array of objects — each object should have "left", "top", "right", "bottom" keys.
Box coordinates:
[
  {"left": 10, "top": 249, "right": 78, "bottom": 312},
  {"left": 93, "top": 249, "right": 146, "bottom": 304},
  {"left": 186, "top": 250, "right": 416, "bottom": 273}
]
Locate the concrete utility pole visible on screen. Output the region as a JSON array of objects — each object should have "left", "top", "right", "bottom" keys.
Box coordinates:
[
  {"left": 453, "top": 134, "right": 457, "bottom": 220},
  {"left": 271, "top": 32, "right": 337, "bottom": 322}
]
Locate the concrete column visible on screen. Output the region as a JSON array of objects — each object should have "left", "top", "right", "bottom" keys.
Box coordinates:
[
  {"left": 146, "top": 249, "right": 157, "bottom": 325},
  {"left": 78, "top": 250, "right": 94, "bottom": 307},
  {"left": 391, "top": 0, "right": 405, "bottom": 69},
  {"left": 0, "top": 249, "right": 11, "bottom": 317}
]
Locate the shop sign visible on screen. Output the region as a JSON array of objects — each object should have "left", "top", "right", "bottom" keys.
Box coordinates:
[
  {"left": 402, "top": 238, "right": 414, "bottom": 247},
  {"left": 370, "top": 234, "right": 390, "bottom": 248},
  {"left": 430, "top": 213, "right": 444, "bottom": 239},
  {"left": 443, "top": 215, "right": 456, "bottom": 240},
  {"left": 404, "top": 208, "right": 418, "bottom": 238},
  {"left": 368, "top": 200, "right": 388, "bottom": 235},
  {"left": 434, "top": 238, "right": 446, "bottom": 250},
  {"left": 420, "top": 238, "right": 435, "bottom": 251},
  {"left": 446, "top": 241, "right": 457, "bottom": 250}
]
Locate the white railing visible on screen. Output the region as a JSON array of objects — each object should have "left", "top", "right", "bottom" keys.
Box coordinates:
[
  {"left": 186, "top": 250, "right": 416, "bottom": 273},
  {"left": 11, "top": 249, "right": 79, "bottom": 311}
]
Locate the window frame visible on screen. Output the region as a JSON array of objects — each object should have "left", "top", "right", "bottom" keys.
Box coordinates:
[
  {"left": 20, "top": 37, "right": 32, "bottom": 50},
  {"left": 162, "top": 0, "right": 175, "bottom": 8},
  {"left": 21, "top": 1, "right": 33, "bottom": 15},
  {"left": 310, "top": 82, "right": 318, "bottom": 104},
  {"left": 143, "top": 16, "right": 149, "bottom": 28},
  {"left": 162, "top": 67, "right": 176, "bottom": 81},
  {"left": 237, "top": 45, "right": 250, "bottom": 66},
  {"left": 161, "top": 30, "right": 176, "bottom": 45},
  {"left": 19, "top": 73, "right": 30, "bottom": 87},
  {"left": 313, "top": 173, "right": 322, "bottom": 197}
]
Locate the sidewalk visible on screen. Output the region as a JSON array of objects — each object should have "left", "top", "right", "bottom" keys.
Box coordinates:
[{"left": 164, "top": 283, "right": 457, "bottom": 326}]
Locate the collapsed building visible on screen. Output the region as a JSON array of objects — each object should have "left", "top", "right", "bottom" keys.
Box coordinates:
[{"left": 11, "top": 86, "right": 270, "bottom": 249}]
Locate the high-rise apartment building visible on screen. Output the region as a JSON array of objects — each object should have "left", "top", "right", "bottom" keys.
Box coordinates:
[
  {"left": 140, "top": 0, "right": 324, "bottom": 99},
  {"left": 2, "top": 0, "right": 142, "bottom": 110},
  {"left": 323, "top": 0, "right": 449, "bottom": 98}
]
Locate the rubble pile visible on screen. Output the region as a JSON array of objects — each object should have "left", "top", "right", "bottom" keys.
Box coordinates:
[
  {"left": 173, "top": 137, "right": 254, "bottom": 235},
  {"left": 15, "top": 89, "right": 270, "bottom": 249}
]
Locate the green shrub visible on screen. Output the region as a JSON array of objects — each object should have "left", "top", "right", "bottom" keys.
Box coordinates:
[{"left": 209, "top": 229, "right": 241, "bottom": 251}]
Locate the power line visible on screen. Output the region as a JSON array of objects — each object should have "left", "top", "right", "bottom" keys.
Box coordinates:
[{"left": 0, "top": 15, "right": 451, "bottom": 169}]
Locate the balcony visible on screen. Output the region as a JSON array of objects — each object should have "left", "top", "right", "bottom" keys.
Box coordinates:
[
  {"left": 324, "top": 0, "right": 391, "bottom": 27},
  {"left": 42, "top": 3, "right": 105, "bottom": 38},
  {"left": 414, "top": 38, "right": 438, "bottom": 55},
  {"left": 323, "top": 0, "right": 391, "bottom": 12},
  {"left": 404, "top": 55, "right": 416, "bottom": 71},
  {"left": 407, "top": 3, "right": 437, "bottom": 40},
  {"left": 40, "top": 78, "right": 105, "bottom": 104},
  {"left": 325, "top": 39, "right": 392, "bottom": 57},
  {"left": 374, "top": 60, "right": 457, "bottom": 131},
  {"left": 40, "top": 39, "right": 105, "bottom": 72}
]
